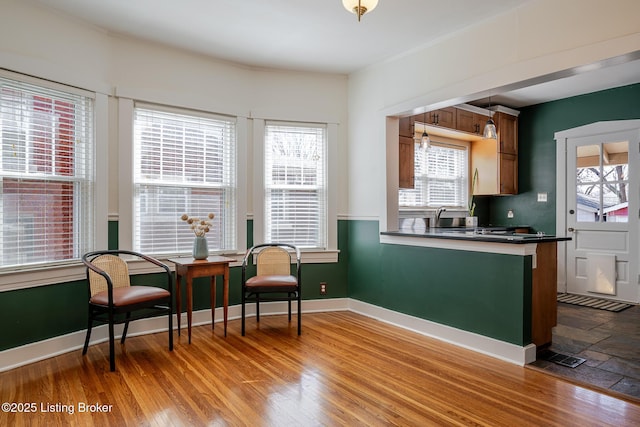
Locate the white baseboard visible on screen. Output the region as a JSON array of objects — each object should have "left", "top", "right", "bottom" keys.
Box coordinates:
[
  {"left": 0, "top": 297, "right": 534, "bottom": 372},
  {"left": 348, "top": 299, "right": 537, "bottom": 365}
]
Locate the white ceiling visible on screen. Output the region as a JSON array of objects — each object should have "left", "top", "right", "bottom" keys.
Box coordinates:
[
  {"left": 473, "top": 54, "right": 640, "bottom": 109},
  {"left": 28, "top": 0, "right": 640, "bottom": 108}
]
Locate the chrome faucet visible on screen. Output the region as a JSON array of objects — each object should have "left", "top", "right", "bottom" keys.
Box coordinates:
[{"left": 435, "top": 207, "right": 447, "bottom": 222}]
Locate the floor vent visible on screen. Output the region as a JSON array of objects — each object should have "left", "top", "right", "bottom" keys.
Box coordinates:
[{"left": 539, "top": 350, "right": 586, "bottom": 369}]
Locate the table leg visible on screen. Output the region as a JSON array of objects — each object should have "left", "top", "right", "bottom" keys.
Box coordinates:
[
  {"left": 187, "top": 277, "right": 193, "bottom": 344},
  {"left": 175, "top": 273, "right": 182, "bottom": 336},
  {"left": 210, "top": 275, "right": 216, "bottom": 331},
  {"left": 223, "top": 266, "right": 229, "bottom": 337}
]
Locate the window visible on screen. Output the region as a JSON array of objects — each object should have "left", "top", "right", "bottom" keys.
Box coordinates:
[
  {"left": 575, "top": 141, "right": 629, "bottom": 223},
  {"left": 0, "top": 75, "right": 94, "bottom": 269},
  {"left": 399, "top": 142, "right": 468, "bottom": 208},
  {"left": 264, "top": 122, "right": 327, "bottom": 249},
  {"left": 133, "top": 105, "right": 236, "bottom": 255}
]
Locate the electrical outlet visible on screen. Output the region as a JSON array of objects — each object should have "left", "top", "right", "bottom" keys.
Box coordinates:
[
  {"left": 320, "top": 282, "right": 327, "bottom": 295},
  {"left": 507, "top": 209, "right": 514, "bottom": 218}
]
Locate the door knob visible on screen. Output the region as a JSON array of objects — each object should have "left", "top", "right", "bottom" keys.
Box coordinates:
[{"left": 568, "top": 227, "right": 575, "bottom": 232}]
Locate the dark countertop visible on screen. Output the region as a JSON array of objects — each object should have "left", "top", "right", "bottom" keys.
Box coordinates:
[{"left": 381, "top": 228, "right": 572, "bottom": 244}]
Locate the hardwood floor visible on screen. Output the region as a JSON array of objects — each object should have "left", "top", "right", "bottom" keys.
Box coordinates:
[{"left": 2, "top": 311, "right": 640, "bottom": 426}]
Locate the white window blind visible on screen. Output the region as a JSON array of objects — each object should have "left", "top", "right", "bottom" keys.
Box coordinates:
[
  {"left": 133, "top": 106, "right": 236, "bottom": 255},
  {"left": 0, "top": 75, "right": 94, "bottom": 269},
  {"left": 264, "top": 122, "right": 327, "bottom": 249},
  {"left": 399, "top": 142, "right": 468, "bottom": 208}
]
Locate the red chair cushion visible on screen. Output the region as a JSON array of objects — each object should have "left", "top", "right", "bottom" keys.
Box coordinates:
[
  {"left": 245, "top": 275, "right": 298, "bottom": 292},
  {"left": 90, "top": 286, "right": 170, "bottom": 307}
]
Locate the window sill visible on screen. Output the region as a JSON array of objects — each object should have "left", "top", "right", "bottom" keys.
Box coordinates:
[
  {"left": 0, "top": 262, "right": 87, "bottom": 292},
  {"left": 0, "top": 250, "right": 340, "bottom": 292},
  {"left": 299, "top": 249, "right": 340, "bottom": 263}
]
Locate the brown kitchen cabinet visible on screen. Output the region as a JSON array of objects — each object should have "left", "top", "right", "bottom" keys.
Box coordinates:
[
  {"left": 499, "top": 152, "right": 518, "bottom": 194},
  {"left": 495, "top": 109, "right": 518, "bottom": 194},
  {"left": 475, "top": 113, "right": 490, "bottom": 135},
  {"left": 427, "top": 107, "right": 456, "bottom": 129},
  {"left": 532, "top": 241, "right": 558, "bottom": 348},
  {"left": 399, "top": 136, "right": 415, "bottom": 189},
  {"left": 493, "top": 111, "right": 518, "bottom": 155},
  {"left": 412, "top": 113, "right": 428, "bottom": 133},
  {"left": 456, "top": 109, "right": 489, "bottom": 135},
  {"left": 456, "top": 109, "right": 475, "bottom": 133},
  {"left": 399, "top": 116, "right": 413, "bottom": 138}
]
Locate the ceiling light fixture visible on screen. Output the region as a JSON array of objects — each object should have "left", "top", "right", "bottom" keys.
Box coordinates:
[
  {"left": 483, "top": 98, "right": 497, "bottom": 140},
  {"left": 343, "top": 0, "right": 379, "bottom": 22}
]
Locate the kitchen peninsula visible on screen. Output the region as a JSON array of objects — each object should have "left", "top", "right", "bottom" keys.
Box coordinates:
[{"left": 380, "top": 228, "right": 571, "bottom": 363}]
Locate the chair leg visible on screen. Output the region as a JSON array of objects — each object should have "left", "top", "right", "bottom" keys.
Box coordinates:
[
  {"left": 256, "top": 294, "right": 260, "bottom": 323},
  {"left": 121, "top": 312, "right": 131, "bottom": 344},
  {"left": 241, "top": 290, "right": 246, "bottom": 336},
  {"left": 108, "top": 319, "right": 116, "bottom": 372},
  {"left": 297, "top": 292, "right": 302, "bottom": 336},
  {"left": 288, "top": 296, "right": 292, "bottom": 322},
  {"left": 82, "top": 310, "right": 93, "bottom": 355},
  {"left": 168, "top": 301, "right": 173, "bottom": 351}
]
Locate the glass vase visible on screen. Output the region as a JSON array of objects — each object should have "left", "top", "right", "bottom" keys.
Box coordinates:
[{"left": 192, "top": 236, "right": 209, "bottom": 260}]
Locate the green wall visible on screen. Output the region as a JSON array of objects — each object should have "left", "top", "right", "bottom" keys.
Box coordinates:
[
  {"left": 0, "top": 220, "right": 349, "bottom": 351},
  {"left": 1, "top": 281, "right": 87, "bottom": 348},
  {"left": 488, "top": 83, "right": 640, "bottom": 233},
  {"left": 348, "top": 220, "right": 532, "bottom": 345}
]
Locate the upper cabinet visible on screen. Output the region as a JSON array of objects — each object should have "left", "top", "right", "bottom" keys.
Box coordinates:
[
  {"left": 455, "top": 109, "right": 489, "bottom": 135},
  {"left": 399, "top": 136, "right": 415, "bottom": 189},
  {"left": 398, "top": 104, "right": 519, "bottom": 195},
  {"left": 495, "top": 109, "right": 519, "bottom": 194},
  {"left": 399, "top": 116, "right": 413, "bottom": 138},
  {"left": 493, "top": 111, "right": 518, "bottom": 155},
  {"left": 427, "top": 107, "right": 456, "bottom": 129}
]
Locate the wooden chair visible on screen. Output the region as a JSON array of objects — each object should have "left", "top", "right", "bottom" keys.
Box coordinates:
[
  {"left": 82, "top": 250, "right": 173, "bottom": 371},
  {"left": 241, "top": 243, "right": 301, "bottom": 336}
]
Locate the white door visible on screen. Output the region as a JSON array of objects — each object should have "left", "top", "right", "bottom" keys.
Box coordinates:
[{"left": 565, "top": 130, "right": 639, "bottom": 303}]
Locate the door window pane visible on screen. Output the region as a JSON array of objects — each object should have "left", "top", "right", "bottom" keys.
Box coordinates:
[{"left": 575, "top": 141, "right": 628, "bottom": 223}]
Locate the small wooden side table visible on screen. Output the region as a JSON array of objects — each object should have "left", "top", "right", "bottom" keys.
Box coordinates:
[{"left": 169, "top": 256, "right": 235, "bottom": 343}]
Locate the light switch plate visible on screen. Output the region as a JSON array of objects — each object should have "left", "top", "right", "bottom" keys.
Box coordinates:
[{"left": 537, "top": 192, "right": 548, "bottom": 202}]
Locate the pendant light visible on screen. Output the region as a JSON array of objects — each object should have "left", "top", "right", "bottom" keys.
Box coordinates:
[
  {"left": 420, "top": 128, "right": 431, "bottom": 151},
  {"left": 414, "top": 122, "right": 431, "bottom": 151},
  {"left": 343, "top": 0, "right": 379, "bottom": 22},
  {"left": 483, "top": 97, "right": 497, "bottom": 139}
]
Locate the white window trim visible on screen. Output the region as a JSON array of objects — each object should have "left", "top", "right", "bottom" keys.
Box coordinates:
[
  {"left": 252, "top": 118, "right": 338, "bottom": 263},
  {"left": 0, "top": 72, "right": 108, "bottom": 290},
  {"left": 118, "top": 98, "right": 247, "bottom": 257}
]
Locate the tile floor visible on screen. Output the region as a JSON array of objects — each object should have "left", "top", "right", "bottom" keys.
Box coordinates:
[{"left": 529, "top": 301, "right": 640, "bottom": 401}]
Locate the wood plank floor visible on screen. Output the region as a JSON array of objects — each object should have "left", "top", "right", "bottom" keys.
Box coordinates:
[{"left": 2, "top": 311, "right": 640, "bottom": 426}]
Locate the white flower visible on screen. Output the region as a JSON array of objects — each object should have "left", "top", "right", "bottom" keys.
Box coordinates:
[{"left": 181, "top": 213, "right": 215, "bottom": 237}]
